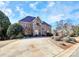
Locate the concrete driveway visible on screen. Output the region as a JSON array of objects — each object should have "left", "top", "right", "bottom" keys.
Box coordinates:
[{"left": 0, "top": 37, "right": 78, "bottom": 57}]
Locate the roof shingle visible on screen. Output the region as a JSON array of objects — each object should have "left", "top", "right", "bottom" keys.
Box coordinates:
[
  {"left": 19, "top": 16, "right": 35, "bottom": 22},
  {"left": 42, "top": 21, "right": 51, "bottom": 26}
]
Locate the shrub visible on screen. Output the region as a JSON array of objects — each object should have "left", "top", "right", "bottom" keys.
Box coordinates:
[
  {"left": 62, "top": 36, "right": 76, "bottom": 44},
  {"left": 53, "top": 36, "right": 62, "bottom": 41},
  {"left": 46, "top": 33, "right": 53, "bottom": 36},
  {"left": 16, "top": 33, "right": 24, "bottom": 38},
  {"left": 7, "top": 23, "right": 24, "bottom": 39},
  {"left": 73, "top": 26, "right": 79, "bottom": 36}
]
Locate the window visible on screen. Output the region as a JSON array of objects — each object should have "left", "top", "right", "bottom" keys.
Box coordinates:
[
  {"left": 36, "top": 23, "right": 40, "bottom": 26},
  {"left": 42, "top": 28, "right": 44, "bottom": 30}
]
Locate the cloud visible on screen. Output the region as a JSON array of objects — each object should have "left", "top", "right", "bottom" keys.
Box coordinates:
[
  {"left": 70, "top": 9, "right": 79, "bottom": 14},
  {"left": 16, "top": 6, "right": 31, "bottom": 20},
  {"left": 0, "top": 7, "right": 15, "bottom": 24},
  {"left": 70, "top": 9, "right": 79, "bottom": 19},
  {"left": 0, "top": 1, "right": 15, "bottom": 24},
  {"left": 13, "top": 6, "right": 34, "bottom": 23},
  {"left": 0, "top": 1, "right": 5, "bottom": 7},
  {"left": 0, "top": 1, "right": 10, "bottom": 7},
  {"left": 73, "top": 13, "right": 79, "bottom": 19},
  {"left": 48, "top": 1, "right": 55, "bottom": 7},
  {"left": 29, "top": 1, "right": 55, "bottom": 12},
  {"left": 48, "top": 14, "right": 65, "bottom": 22},
  {"left": 29, "top": 2, "right": 40, "bottom": 10},
  {"left": 16, "top": 6, "right": 27, "bottom": 17},
  {"left": 1, "top": 8, "right": 13, "bottom": 17},
  {"left": 42, "top": 1, "right": 56, "bottom": 13},
  {"left": 0, "top": 1, "right": 13, "bottom": 17}
]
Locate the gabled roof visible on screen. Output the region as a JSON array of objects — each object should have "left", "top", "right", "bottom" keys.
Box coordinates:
[
  {"left": 19, "top": 16, "right": 36, "bottom": 22},
  {"left": 42, "top": 21, "right": 51, "bottom": 27},
  {"left": 19, "top": 16, "right": 51, "bottom": 27}
]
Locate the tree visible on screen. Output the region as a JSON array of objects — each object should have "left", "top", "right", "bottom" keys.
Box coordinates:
[
  {"left": 56, "top": 20, "right": 64, "bottom": 30},
  {"left": 0, "top": 11, "right": 11, "bottom": 40},
  {"left": 56, "top": 19, "right": 74, "bottom": 37},
  {"left": 73, "top": 25, "right": 79, "bottom": 36},
  {"left": 7, "top": 23, "right": 24, "bottom": 39}
]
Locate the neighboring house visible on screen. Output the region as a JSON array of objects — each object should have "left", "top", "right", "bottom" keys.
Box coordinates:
[{"left": 19, "top": 16, "right": 52, "bottom": 36}]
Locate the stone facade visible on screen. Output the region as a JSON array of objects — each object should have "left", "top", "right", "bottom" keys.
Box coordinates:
[
  {"left": 19, "top": 21, "right": 32, "bottom": 35},
  {"left": 32, "top": 17, "right": 42, "bottom": 36},
  {"left": 19, "top": 16, "right": 52, "bottom": 36}
]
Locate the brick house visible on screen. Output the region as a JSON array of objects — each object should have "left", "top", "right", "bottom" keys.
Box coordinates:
[
  {"left": 42, "top": 21, "right": 51, "bottom": 36},
  {"left": 19, "top": 16, "right": 52, "bottom": 36}
]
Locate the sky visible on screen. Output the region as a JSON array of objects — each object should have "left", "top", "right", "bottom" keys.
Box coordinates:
[{"left": 0, "top": 1, "right": 79, "bottom": 29}]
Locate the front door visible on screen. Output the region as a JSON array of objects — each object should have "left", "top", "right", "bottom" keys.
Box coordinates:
[{"left": 35, "top": 30, "right": 39, "bottom": 35}]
